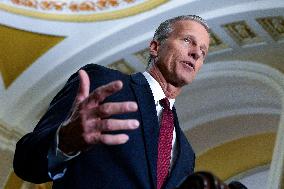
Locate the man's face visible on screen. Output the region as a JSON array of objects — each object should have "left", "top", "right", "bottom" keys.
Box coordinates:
[{"left": 150, "top": 20, "right": 210, "bottom": 87}]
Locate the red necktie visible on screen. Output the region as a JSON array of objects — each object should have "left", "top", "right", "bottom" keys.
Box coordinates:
[{"left": 157, "top": 98, "right": 174, "bottom": 189}]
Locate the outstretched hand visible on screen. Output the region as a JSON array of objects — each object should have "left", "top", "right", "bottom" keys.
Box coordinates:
[{"left": 59, "top": 70, "right": 139, "bottom": 154}]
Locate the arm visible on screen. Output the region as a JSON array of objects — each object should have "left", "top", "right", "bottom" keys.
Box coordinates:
[
  {"left": 13, "top": 66, "right": 139, "bottom": 183},
  {"left": 13, "top": 72, "right": 78, "bottom": 183}
]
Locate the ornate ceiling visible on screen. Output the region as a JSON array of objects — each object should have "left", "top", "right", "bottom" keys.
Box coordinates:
[
  {"left": 0, "top": 0, "right": 284, "bottom": 188},
  {"left": 0, "top": 0, "right": 166, "bottom": 21}
]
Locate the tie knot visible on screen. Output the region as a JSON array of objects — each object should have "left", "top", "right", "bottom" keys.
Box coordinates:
[{"left": 159, "top": 98, "right": 170, "bottom": 110}]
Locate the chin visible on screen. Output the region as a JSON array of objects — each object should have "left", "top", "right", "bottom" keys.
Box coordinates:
[
  {"left": 180, "top": 70, "right": 195, "bottom": 81},
  {"left": 175, "top": 78, "right": 193, "bottom": 87},
  {"left": 183, "top": 80, "right": 193, "bottom": 86},
  {"left": 182, "top": 75, "right": 195, "bottom": 85},
  {"left": 172, "top": 71, "right": 195, "bottom": 86}
]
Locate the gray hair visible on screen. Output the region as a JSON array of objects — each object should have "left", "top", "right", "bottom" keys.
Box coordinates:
[{"left": 147, "top": 15, "right": 209, "bottom": 68}]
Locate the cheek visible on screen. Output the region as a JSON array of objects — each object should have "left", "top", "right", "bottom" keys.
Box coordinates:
[
  {"left": 170, "top": 49, "right": 186, "bottom": 64},
  {"left": 175, "top": 46, "right": 187, "bottom": 56}
]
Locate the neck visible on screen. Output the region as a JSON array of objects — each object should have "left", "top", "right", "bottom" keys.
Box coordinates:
[{"left": 147, "top": 64, "right": 182, "bottom": 99}]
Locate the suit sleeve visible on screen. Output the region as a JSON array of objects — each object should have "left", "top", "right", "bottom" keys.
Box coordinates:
[
  {"left": 13, "top": 69, "right": 81, "bottom": 183},
  {"left": 13, "top": 64, "right": 123, "bottom": 183}
]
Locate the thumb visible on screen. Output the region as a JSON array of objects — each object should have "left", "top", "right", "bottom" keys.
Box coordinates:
[{"left": 76, "top": 69, "right": 90, "bottom": 103}]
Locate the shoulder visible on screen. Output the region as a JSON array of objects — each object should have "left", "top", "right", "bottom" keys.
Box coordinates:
[
  {"left": 51, "top": 64, "right": 129, "bottom": 103},
  {"left": 82, "top": 64, "right": 120, "bottom": 75},
  {"left": 67, "top": 64, "right": 127, "bottom": 83},
  {"left": 62, "top": 64, "right": 134, "bottom": 91}
]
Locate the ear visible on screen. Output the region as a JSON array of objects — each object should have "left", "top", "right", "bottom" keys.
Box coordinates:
[{"left": 149, "top": 40, "right": 160, "bottom": 57}]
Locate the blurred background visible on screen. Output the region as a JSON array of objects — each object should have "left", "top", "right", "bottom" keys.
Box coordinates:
[{"left": 0, "top": 0, "right": 283, "bottom": 188}]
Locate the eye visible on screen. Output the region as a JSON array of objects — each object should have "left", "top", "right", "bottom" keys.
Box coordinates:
[{"left": 183, "top": 37, "right": 192, "bottom": 43}]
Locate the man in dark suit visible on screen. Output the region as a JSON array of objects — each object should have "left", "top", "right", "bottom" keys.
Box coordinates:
[{"left": 13, "top": 15, "right": 210, "bottom": 189}]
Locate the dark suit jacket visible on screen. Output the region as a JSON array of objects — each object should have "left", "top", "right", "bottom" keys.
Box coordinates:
[{"left": 13, "top": 64, "right": 195, "bottom": 189}]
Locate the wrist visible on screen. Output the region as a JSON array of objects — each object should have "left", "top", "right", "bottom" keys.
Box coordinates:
[{"left": 58, "top": 122, "right": 79, "bottom": 155}]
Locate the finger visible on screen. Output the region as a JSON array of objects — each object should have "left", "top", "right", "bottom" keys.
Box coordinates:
[
  {"left": 100, "top": 134, "right": 129, "bottom": 145},
  {"left": 94, "top": 102, "right": 138, "bottom": 118},
  {"left": 84, "top": 133, "right": 129, "bottom": 145},
  {"left": 97, "top": 119, "right": 139, "bottom": 132},
  {"left": 76, "top": 70, "right": 90, "bottom": 103},
  {"left": 89, "top": 80, "right": 123, "bottom": 104}
]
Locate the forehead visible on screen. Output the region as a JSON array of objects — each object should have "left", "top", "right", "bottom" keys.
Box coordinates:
[{"left": 170, "top": 20, "right": 210, "bottom": 45}]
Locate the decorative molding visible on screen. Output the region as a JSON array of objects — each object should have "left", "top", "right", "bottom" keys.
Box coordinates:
[
  {"left": 0, "top": 0, "right": 168, "bottom": 21},
  {"left": 209, "top": 32, "right": 228, "bottom": 52},
  {"left": 0, "top": 123, "right": 22, "bottom": 151},
  {"left": 134, "top": 48, "right": 149, "bottom": 66},
  {"left": 223, "top": 21, "right": 262, "bottom": 46},
  {"left": 8, "top": 0, "right": 137, "bottom": 12},
  {"left": 257, "top": 16, "right": 284, "bottom": 42},
  {"left": 108, "top": 59, "right": 135, "bottom": 74}
]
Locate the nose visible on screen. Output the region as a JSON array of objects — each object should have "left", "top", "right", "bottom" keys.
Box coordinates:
[{"left": 188, "top": 46, "right": 202, "bottom": 61}]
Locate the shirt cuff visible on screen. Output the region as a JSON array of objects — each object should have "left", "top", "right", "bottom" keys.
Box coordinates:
[
  {"left": 55, "top": 123, "right": 81, "bottom": 159},
  {"left": 47, "top": 123, "right": 80, "bottom": 180}
]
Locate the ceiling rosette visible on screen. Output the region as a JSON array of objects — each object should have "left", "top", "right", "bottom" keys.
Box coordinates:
[{"left": 0, "top": 0, "right": 167, "bottom": 21}]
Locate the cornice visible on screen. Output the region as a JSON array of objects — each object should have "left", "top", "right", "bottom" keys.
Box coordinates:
[{"left": 0, "top": 123, "right": 23, "bottom": 151}]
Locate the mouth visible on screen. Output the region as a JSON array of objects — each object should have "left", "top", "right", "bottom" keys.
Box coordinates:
[{"left": 181, "top": 61, "right": 195, "bottom": 71}]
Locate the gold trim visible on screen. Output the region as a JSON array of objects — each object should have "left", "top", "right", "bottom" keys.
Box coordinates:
[
  {"left": 4, "top": 172, "right": 23, "bottom": 189},
  {"left": 135, "top": 48, "right": 149, "bottom": 66},
  {"left": 209, "top": 31, "right": 228, "bottom": 52},
  {"left": 257, "top": 16, "right": 284, "bottom": 42},
  {"left": 108, "top": 59, "right": 135, "bottom": 74},
  {"left": 0, "top": 123, "right": 22, "bottom": 142},
  {"left": 195, "top": 133, "right": 275, "bottom": 180},
  {"left": 223, "top": 21, "right": 262, "bottom": 46},
  {"left": 0, "top": 0, "right": 168, "bottom": 22},
  {"left": 0, "top": 25, "right": 64, "bottom": 88}
]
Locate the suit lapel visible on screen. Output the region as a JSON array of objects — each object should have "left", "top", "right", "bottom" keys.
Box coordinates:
[{"left": 131, "top": 73, "right": 159, "bottom": 188}]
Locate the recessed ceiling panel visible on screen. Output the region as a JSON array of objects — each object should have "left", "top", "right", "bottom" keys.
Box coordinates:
[
  {"left": 257, "top": 16, "right": 284, "bottom": 42},
  {"left": 223, "top": 21, "right": 262, "bottom": 46},
  {"left": 135, "top": 48, "right": 149, "bottom": 66},
  {"left": 209, "top": 32, "right": 228, "bottom": 52},
  {"left": 108, "top": 59, "right": 135, "bottom": 74}
]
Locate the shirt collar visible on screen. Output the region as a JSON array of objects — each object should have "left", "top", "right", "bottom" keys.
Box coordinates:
[{"left": 142, "top": 71, "right": 175, "bottom": 109}]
